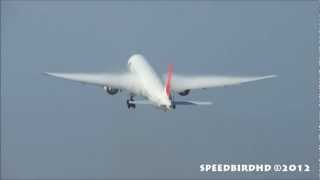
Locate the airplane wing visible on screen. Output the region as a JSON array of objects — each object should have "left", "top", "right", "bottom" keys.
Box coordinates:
[
  {"left": 44, "top": 72, "right": 140, "bottom": 92},
  {"left": 169, "top": 74, "right": 277, "bottom": 92}
]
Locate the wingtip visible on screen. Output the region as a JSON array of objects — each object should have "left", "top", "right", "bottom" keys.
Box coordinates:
[
  {"left": 43, "top": 72, "right": 51, "bottom": 76},
  {"left": 43, "top": 72, "right": 57, "bottom": 76},
  {"left": 205, "top": 102, "right": 213, "bottom": 106},
  {"left": 263, "top": 74, "right": 278, "bottom": 79}
]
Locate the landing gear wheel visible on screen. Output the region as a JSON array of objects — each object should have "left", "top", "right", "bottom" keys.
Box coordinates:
[
  {"left": 171, "top": 95, "right": 176, "bottom": 109},
  {"left": 126, "top": 98, "right": 136, "bottom": 109}
]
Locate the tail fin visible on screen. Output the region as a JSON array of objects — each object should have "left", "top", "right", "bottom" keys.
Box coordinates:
[{"left": 165, "top": 64, "right": 173, "bottom": 97}]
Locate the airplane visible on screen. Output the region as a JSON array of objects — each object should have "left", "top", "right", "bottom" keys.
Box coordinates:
[{"left": 44, "top": 54, "right": 276, "bottom": 112}]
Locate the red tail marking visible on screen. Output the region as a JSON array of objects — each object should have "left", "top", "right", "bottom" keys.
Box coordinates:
[{"left": 165, "top": 64, "right": 173, "bottom": 97}]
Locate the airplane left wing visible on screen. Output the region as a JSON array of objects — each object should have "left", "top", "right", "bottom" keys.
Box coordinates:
[
  {"left": 44, "top": 72, "right": 140, "bottom": 92},
  {"left": 169, "top": 74, "right": 277, "bottom": 92}
]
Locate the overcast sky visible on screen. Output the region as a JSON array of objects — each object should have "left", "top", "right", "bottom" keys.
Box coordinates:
[{"left": 1, "top": 1, "right": 317, "bottom": 179}]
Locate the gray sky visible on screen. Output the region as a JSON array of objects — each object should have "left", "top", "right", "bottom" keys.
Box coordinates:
[{"left": 1, "top": 1, "right": 317, "bottom": 179}]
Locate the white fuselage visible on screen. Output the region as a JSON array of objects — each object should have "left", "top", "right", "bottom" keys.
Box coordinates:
[{"left": 127, "top": 54, "right": 172, "bottom": 111}]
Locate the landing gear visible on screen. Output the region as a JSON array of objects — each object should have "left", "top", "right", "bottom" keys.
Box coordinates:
[
  {"left": 126, "top": 95, "right": 136, "bottom": 109},
  {"left": 126, "top": 100, "right": 136, "bottom": 109},
  {"left": 171, "top": 95, "right": 176, "bottom": 109}
]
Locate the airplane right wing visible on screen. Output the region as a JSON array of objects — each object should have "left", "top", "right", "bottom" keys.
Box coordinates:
[
  {"left": 169, "top": 74, "right": 277, "bottom": 92},
  {"left": 44, "top": 72, "right": 140, "bottom": 92}
]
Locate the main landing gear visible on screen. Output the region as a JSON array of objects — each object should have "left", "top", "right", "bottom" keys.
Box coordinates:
[
  {"left": 126, "top": 95, "right": 136, "bottom": 109},
  {"left": 170, "top": 94, "right": 176, "bottom": 109}
]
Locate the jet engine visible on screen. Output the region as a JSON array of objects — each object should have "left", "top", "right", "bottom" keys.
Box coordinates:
[
  {"left": 104, "top": 86, "right": 119, "bottom": 95},
  {"left": 178, "top": 89, "right": 191, "bottom": 96}
]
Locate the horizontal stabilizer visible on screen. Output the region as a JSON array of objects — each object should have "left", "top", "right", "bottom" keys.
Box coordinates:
[
  {"left": 174, "top": 101, "right": 212, "bottom": 106},
  {"left": 128, "top": 100, "right": 153, "bottom": 105},
  {"left": 128, "top": 100, "right": 212, "bottom": 106}
]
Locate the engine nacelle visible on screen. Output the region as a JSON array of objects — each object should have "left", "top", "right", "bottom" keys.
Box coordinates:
[
  {"left": 178, "top": 89, "right": 191, "bottom": 96},
  {"left": 104, "top": 86, "right": 119, "bottom": 95}
]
